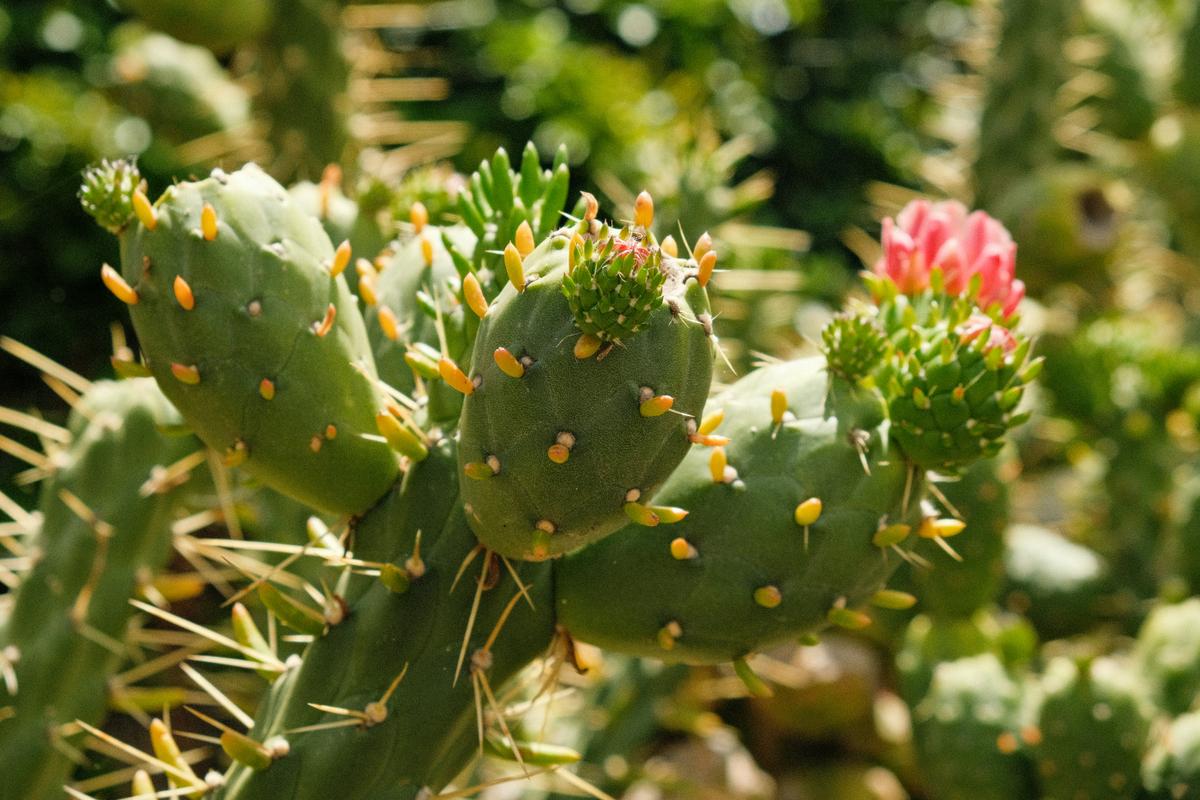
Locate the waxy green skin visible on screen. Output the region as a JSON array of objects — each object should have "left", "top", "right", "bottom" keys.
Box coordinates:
[
  {"left": 911, "top": 654, "right": 1035, "bottom": 800},
  {"left": 0, "top": 379, "right": 197, "bottom": 800},
  {"left": 556, "top": 357, "right": 914, "bottom": 664},
  {"left": 219, "top": 441, "right": 555, "bottom": 800},
  {"left": 1034, "top": 657, "right": 1150, "bottom": 800},
  {"left": 458, "top": 235, "right": 714, "bottom": 560},
  {"left": 117, "top": 164, "right": 398, "bottom": 514}
]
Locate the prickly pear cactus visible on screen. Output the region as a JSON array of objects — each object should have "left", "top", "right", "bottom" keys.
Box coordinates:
[
  {"left": 367, "top": 145, "right": 574, "bottom": 425},
  {"left": 1002, "top": 524, "right": 1111, "bottom": 640},
  {"left": 82, "top": 159, "right": 398, "bottom": 514},
  {"left": 1143, "top": 711, "right": 1200, "bottom": 800},
  {"left": 0, "top": 379, "right": 198, "bottom": 800},
  {"left": 456, "top": 199, "right": 715, "bottom": 560},
  {"left": 911, "top": 654, "right": 1036, "bottom": 800},
  {"left": 556, "top": 357, "right": 916, "bottom": 663},
  {"left": 1033, "top": 657, "right": 1150, "bottom": 800},
  {"left": 1133, "top": 599, "right": 1200, "bottom": 717},
  {"left": 217, "top": 441, "right": 555, "bottom": 800}
]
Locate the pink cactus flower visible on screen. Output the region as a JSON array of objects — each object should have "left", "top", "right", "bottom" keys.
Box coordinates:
[
  {"left": 957, "top": 314, "right": 1018, "bottom": 353},
  {"left": 876, "top": 199, "right": 1025, "bottom": 317}
]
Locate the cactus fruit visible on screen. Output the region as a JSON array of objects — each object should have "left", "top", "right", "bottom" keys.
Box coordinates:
[
  {"left": 216, "top": 441, "right": 555, "bottom": 800},
  {"left": 0, "top": 378, "right": 198, "bottom": 799},
  {"left": 1143, "top": 711, "right": 1200, "bottom": 800},
  {"left": 1133, "top": 599, "right": 1200, "bottom": 717},
  {"left": 456, "top": 203, "right": 715, "bottom": 560},
  {"left": 555, "top": 357, "right": 915, "bottom": 663},
  {"left": 1032, "top": 657, "right": 1150, "bottom": 800},
  {"left": 910, "top": 654, "right": 1036, "bottom": 800},
  {"left": 82, "top": 159, "right": 399, "bottom": 514},
  {"left": 869, "top": 200, "right": 1036, "bottom": 472}
]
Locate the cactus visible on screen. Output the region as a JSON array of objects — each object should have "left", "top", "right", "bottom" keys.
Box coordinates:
[
  {"left": 1133, "top": 599, "right": 1200, "bottom": 717},
  {"left": 120, "top": 0, "right": 273, "bottom": 54},
  {"left": 75, "top": 155, "right": 1036, "bottom": 799},
  {"left": 1002, "top": 524, "right": 1112, "bottom": 640},
  {"left": 217, "top": 441, "right": 554, "bottom": 800},
  {"left": 555, "top": 356, "right": 915, "bottom": 663},
  {"left": 81, "top": 158, "right": 399, "bottom": 514},
  {"left": 1032, "top": 657, "right": 1150, "bottom": 800},
  {"left": 910, "top": 654, "right": 1036, "bottom": 800},
  {"left": 0, "top": 378, "right": 199, "bottom": 799},
  {"left": 1143, "top": 711, "right": 1200, "bottom": 800},
  {"left": 456, "top": 193, "right": 715, "bottom": 559}
]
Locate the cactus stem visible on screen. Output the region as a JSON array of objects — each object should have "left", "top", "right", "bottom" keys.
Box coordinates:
[
  {"left": 697, "top": 251, "right": 717, "bottom": 288},
  {"left": 410, "top": 201, "right": 428, "bottom": 233},
  {"left": 503, "top": 242, "right": 526, "bottom": 292},
  {"left": 100, "top": 264, "right": 139, "bottom": 305},
  {"left": 200, "top": 203, "right": 218, "bottom": 241},
  {"left": 669, "top": 537, "right": 697, "bottom": 560},
  {"left": 378, "top": 306, "right": 401, "bottom": 341},
  {"left": 573, "top": 333, "right": 602, "bottom": 360},
  {"left": 733, "top": 658, "right": 774, "bottom": 698},
  {"left": 439, "top": 357, "right": 475, "bottom": 395},
  {"left": 170, "top": 363, "right": 200, "bottom": 385},
  {"left": 463, "top": 272, "right": 488, "bottom": 318},
  {"left": 657, "top": 620, "right": 683, "bottom": 650},
  {"left": 132, "top": 188, "right": 157, "bottom": 230},
  {"left": 258, "top": 378, "right": 275, "bottom": 400},
  {"left": 313, "top": 303, "right": 337, "bottom": 338},
  {"left": 172, "top": 275, "right": 195, "bottom": 310},
  {"left": 515, "top": 221, "right": 535, "bottom": 256},
  {"left": 493, "top": 347, "right": 525, "bottom": 378},
  {"left": 753, "top": 585, "right": 783, "bottom": 608}
]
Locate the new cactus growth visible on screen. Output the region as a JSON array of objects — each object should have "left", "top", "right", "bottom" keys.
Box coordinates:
[
  {"left": 81, "top": 159, "right": 399, "bottom": 514},
  {"left": 456, "top": 197, "right": 715, "bottom": 560},
  {"left": 0, "top": 378, "right": 199, "bottom": 799}
]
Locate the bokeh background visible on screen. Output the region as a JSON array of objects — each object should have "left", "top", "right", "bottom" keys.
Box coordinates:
[{"left": 7, "top": 1, "right": 1200, "bottom": 798}]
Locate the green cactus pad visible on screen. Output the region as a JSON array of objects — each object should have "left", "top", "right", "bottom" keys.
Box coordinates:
[
  {"left": 0, "top": 379, "right": 197, "bottom": 799},
  {"left": 911, "top": 654, "right": 1035, "bottom": 800},
  {"left": 556, "top": 357, "right": 916, "bottom": 664},
  {"left": 1033, "top": 657, "right": 1150, "bottom": 800},
  {"left": 1134, "top": 599, "right": 1200, "bottom": 717},
  {"left": 1002, "top": 524, "right": 1111, "bottom": 640},
  {"left": 107, "top": 163, "right": 398, "bottom": 514},
  {"left": 217, "top": 440, "right": 555, "bottom": 800},
  {"left": 457, "top": 231, "right": 714, "bottom": 560}
]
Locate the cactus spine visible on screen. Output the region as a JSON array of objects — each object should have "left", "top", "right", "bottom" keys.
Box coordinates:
[{"left": 0, "top": 378, "right": 198, "bottom": 799}]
